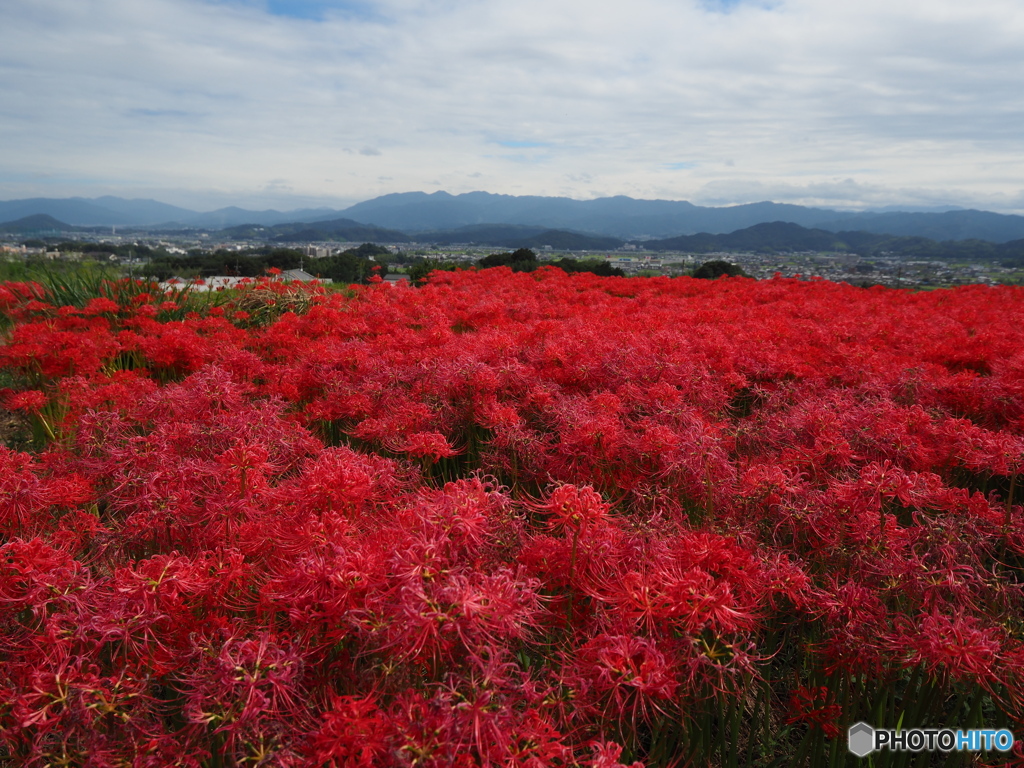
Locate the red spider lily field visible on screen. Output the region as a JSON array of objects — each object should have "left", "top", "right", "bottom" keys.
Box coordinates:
[{"left": 2, "top": 268, "right": 1024, "bottom": 767}]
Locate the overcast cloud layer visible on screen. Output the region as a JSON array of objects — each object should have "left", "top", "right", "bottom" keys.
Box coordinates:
[{"left": 2, "top": 0, "right": 1023, "bottom": 212}]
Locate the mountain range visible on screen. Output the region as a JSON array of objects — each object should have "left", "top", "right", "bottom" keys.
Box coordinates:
[
  {"left": 10, "top": 213, "right": 1024, "bottom": 265},
  {"left": 0, "top": 197, "right": 343, "bottom": 230},
  {"left": 4, "top": 191, "right": 1024, "bottom": 243},
  {"left": 640, "top": 221, "right": 1024, "bottom": 262}
]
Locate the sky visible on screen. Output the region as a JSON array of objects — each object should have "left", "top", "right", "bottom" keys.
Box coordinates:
[{"left": 1, "top": 0, "right": 1023, "bottom": 213}]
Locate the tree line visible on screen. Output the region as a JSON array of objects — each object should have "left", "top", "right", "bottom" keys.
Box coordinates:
[
  {"left": 141, "top": 244, "right": 391, "bottom": 283},
  {"left": 407, "top": 249, "right": 629, "bottom": 284}
]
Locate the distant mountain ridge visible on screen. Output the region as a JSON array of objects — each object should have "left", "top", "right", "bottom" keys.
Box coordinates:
[
  {"left": 642, "top": 221, "right": 1024, "bottom": 263},
  {"left": 219, "top": 217, "right": 409, "bottom": 244},
  {"left": 217, "top": 219, "right": 623, "bottom": 250},
  {"left": 0, "top": 197, "right": 346, "bottom": 229},
  {"left": 339, "top": 191, "right": 859, "bottom": 239},
  {"left": 3, "top": 192, "right": 1024, "bottom": 243},
  {"left": 341, "top": 191, "right": 1024, "bottom": 243},
  {"left": 644, "top": 222, "right": 879, "bottom": 252},
  {"left": 405, "top": 224, "right": 621, "bottom": 250},
  {"left": 5, "top": 211, "right": 1024, "bottom": 265}
]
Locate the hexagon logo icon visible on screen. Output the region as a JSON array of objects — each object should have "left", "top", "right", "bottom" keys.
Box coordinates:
[{"left": 848, "top": 722, "right": 875, "bottom": 757}]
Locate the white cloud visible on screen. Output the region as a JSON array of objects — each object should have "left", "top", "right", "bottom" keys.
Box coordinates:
[{"left": 0, "top": 0, "right": 1023, "bottom": 211}]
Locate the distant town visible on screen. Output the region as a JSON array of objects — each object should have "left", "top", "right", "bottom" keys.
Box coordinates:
[
  {"left": 4, "top": 192, "right": 1024, "bottom": 288},
  {"left": 2, "top": 228, "right": 1021, "bottom": 289}
]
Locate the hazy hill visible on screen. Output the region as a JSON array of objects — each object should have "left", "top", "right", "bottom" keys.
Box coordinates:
[
  {"left": 182, "top": 207, "right": 346, "bottom": 229},
  {"left": 641, "top": 221, "right": 1024, "bottom": 262},
  {"left": 339, "top": 192, "right": 1024, "bottom": 243},
  {"left": 407, "top": 224, "right": 623, "bottom": 250},
  {"left": 85, "top": 197, "right": 197, "bottom": 225},
  {"left": 0, "top": 214, "right": 75, "bottom": 234},
  {"left": 813, "top": 209, "right": 1024, "bottom": 243},
  {"left": 218, "top": 217, "right": 409, "bottom": 243},
  {"left": 338, "top": 191, "right": 860, "bottom": 239},
  {"left": 643, "top": 222, "right": 870, "bottom": 252},
  {"left": 5, "top": 193, "right": 1024, "bottom": 243},
  {"left": 218, "top": 219, "right": 624, "bottom": 250},
  {"left": 0, "top": 197, "right": 348, "bottom": 228},
  {"left": 0, "top": 198, "right": 141, "bottom": 227}
]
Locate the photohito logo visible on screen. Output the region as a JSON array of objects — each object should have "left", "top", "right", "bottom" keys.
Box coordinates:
[{"left": 848, "top": 722, "right": 1015, "bottom": 757}]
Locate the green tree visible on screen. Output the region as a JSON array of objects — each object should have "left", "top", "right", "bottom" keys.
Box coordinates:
[
  {"left": 478, "top": 248, "right": 539, "bottom": 272},
  {"left": 319, "top": 252, "right": 374, "bottom": 284},
  {"left": 549, "top": 257, "right": 626, "bottom": 277},
  {"left": 692, "top": 260, "right": 750, "bottom": 279},
  {"left": 408, "top": 258, "right": 466, "bottom": 286},
  {"left": 341, "top": 243, "right": 392, "bottom": 260}
]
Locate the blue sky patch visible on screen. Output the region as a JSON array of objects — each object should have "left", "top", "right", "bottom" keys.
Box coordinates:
[
  {"left": 702, "top": 0, "right": 755, "bottom": 12},
  {"left": 496, "top": 140, "right": 549, "bottom": 149},
  {"left": 265, "top": 0, "right": 377, "bottom": 21},
  {"left": 664, "top": 162, "right": 697, "bottom": 170}
]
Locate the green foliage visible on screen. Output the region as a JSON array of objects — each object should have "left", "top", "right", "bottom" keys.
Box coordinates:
[
  {"left": 692, "top": 260, "right": 750, "bottom": 279},
  {"left": 478, "top": 248, "right": 539, "bottom": 272},
  {"left": 318, "top": 252, "right": 381, "bottom": 284},
  {"left": 475, "top": 249, "right": 626, "bottom": 277},
  {"left": 0, "top": 262, "right": 226, "bottom": 341},
  {"left": 0, "top": 260, "right": 121, "bottom": 304},
  {"left": 408, "top": 258, "right": 469, "bottom": 285},
  {"left": 0, "top": 259, "right": 36, "bottom": 284},
  {"left": 55, "top": 241, "right": 166, "bottom": 258},
  {"left": 145, "top": 245, "right": 387, "bottom": 285},
  {"left": 340, "top": 242, "right": 391, "bottom": 260},
  {"left": 548, "top": 257, "right": 626, "bottom": 277},
  {"left": 145, "top": 250, "right": 290, "bottom": 280}
]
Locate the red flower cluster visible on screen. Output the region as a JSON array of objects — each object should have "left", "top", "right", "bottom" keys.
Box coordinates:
[{"left": 1, "top": 269, "right": 1023, "bottom": 765}]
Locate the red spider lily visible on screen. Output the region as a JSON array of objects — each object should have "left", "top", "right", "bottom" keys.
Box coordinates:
[
  {"left": 309, "top": 694, "right": 390, "bottom": 767},
  {"left": 215, "top": 439, "right": 276, "bottom": 497},
  {"left": 586, "top": 740, "right": 644, "bottom": 768},
  {"left": 179, "top": 628, "right": 311, "bottom": 762},
  {"left": 535, "top": 484, "right": 611, "bottom": 536},
  {"left": 4, "top": 266, "right": 1024, "bottom": 763},
  {"left": 0, "top": 281, "right": 47, "bottom": 321},
  {"left": 786, "top": 685, "right": 842, "bottom": 739},
  {"left": 388, "top": 430, "right": 462, "bottom": 461},
  {"left": 3, "top": 655, "right": 165, "bottom": 765},
  {"left": 565, "top": 633, "right": 679, "bottom": 727},
  {"left": 3, "top": 389, "right": 48, "bottom": 414},
  {"left": 904, "top": 610, "right": 1004, "bottom": 684},
  {"left": 0, "top": 538, "right": 91, "bottom": 625},
  {"left": 376, "top": 553, "right": 543, "bottom": 666},
  {"left": 82, "top": 297, "right": 121, "bottom": 316}
]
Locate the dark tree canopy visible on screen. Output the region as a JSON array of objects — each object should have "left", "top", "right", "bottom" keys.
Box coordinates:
[
  {"left": 342, "top": 243, "right": 391, "bottom": 260},
  {"left": 144, "top": 246, "right": 386, "bottom": 284},
  {"left": 478, "top": 248, "right": 539, "bottom": 271},
  {"left": 692, "top": 260, "right": 750, "bottom": 279},
  {"left": 548, "top": 257, "right": 626, "bottom": 277},
  {"left": 407, "top": 258, "right": 469, "bottom": 285},
  {"left": 475, "top": 249, "right": 625, "bottom": 277}
]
